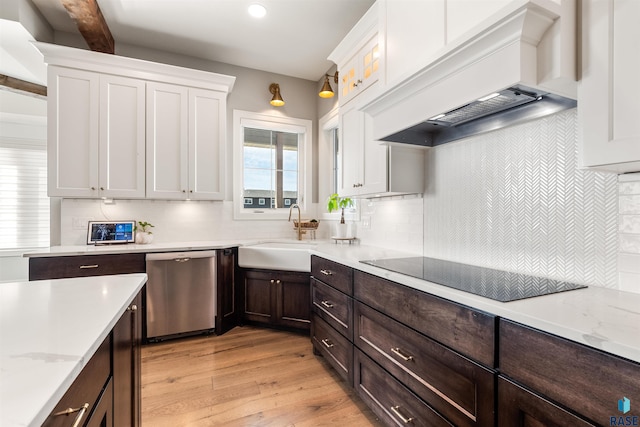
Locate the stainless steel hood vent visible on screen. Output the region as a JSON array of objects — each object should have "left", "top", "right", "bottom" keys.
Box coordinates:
[{"left": 380, "top": 85, "right": 576, "bottom": 147}]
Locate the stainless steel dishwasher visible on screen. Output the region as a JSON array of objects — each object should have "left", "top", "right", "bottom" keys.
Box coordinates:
[{"left": 145, "top": 250, "right": 216, "bottom": 341}]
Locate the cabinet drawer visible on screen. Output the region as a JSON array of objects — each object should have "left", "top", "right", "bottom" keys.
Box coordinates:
[
  {"left": 498, "top": 376, "right": 594, "bottom": 427},
  {"left": 311, "top": 256, "right": 353, "bottom": 295},
  {"left": 499, "top": 319, "right": 640, "bottom": 425},
  {"left": 311, "top": 313, "right": 353, "bottom": 385},
  {"left": 354, "top": 349, "right": 453, "bottom": 427},
  {"left": 43, "top": 336, "right": 111, "bottom": 427},
  {"left": 311, "top": 278, "right": 353, "bottom": 340},
  {"left": 354, "top": 302, "right": 495, "bottom": 427},
  {"left": 29, "top": 253, "right": 146, "bottom": 280},
  {"left": 354, "top": 270, "right": 496, "bottom": 367}
]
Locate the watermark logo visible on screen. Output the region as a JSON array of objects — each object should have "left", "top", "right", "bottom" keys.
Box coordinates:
[{"left": 610, "top": 397, "right": 638, "bottom": 427}]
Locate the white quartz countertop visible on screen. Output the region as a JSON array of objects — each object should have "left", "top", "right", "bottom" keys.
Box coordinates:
[
  {"left": 21, "top": 240, "right": 640, "bottom": 364},
  {"left": 0, "top": 273, "right": 147, "bottom": 427}
]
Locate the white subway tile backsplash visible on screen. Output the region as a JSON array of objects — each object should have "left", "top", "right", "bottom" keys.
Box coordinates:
[
  {"left": 619, "top": 233, "right": 640, "bottom": 254},
  {"left": 619, "top": 195, "right": 640, "bottom": 214},
  {"left": 619, "top": 215, "right": 640, "bottom": 234},
  {"left": 618, "top": 253, "right": 640, "bottom": 273},
  {"left": 618, "top": 272, "right": 640, "bottom": 293},
  {"left": 618, "top": 181, "right": 640, "bottom": 195}
]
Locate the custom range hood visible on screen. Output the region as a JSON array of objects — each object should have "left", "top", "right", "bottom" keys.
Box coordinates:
[{"left": 364, "top": 0, "right": 577, "bottom": 147}]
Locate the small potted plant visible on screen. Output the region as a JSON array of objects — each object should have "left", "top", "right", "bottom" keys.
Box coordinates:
[
  {"left": 327, "top": 193, "right": 354, "bottom": 238},
  {"left": 135, "top": 221, "right": 154, "bottom": 244}
]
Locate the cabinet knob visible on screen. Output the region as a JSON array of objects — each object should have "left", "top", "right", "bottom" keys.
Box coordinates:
[
  {"left": 182, "top": 190, "right": 186, "bottom": 193},
  {"left": 353, "top": 79, "right": 362, "bottom": 87},
  {"left": 189, "top": 190, "right": 193, "bottom": 193},
  {"left": 128, "top": 304, "right": 138, "bottom": 312},
  {"left": 276, "top": 279, "right": 281, "bottom": 284},
  {"left": 100, "top": 187, "right": 104, "bottom": 191},
  {"left": 91, "top": 187, "right": 96, "bottom": 191},
  {"left": 270, "top": 279, "right": 275, "bottom": 284}
]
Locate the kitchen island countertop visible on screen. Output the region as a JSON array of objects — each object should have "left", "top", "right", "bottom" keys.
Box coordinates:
[{"left": 0, "top": 273, "right": 147, "bottom": 427}]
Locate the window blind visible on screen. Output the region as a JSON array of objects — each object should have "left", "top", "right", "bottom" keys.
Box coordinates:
[{"left": 0, "top": 138, "right": 49, "bottom": 250}]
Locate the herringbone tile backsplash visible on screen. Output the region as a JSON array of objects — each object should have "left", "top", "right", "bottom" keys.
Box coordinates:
[{"left": 423, "top": 108, "right": 619, "bottom": 288}]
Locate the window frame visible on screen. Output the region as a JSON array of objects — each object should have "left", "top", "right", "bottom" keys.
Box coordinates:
[{"left": 233, "top": 110, "right": 312, "bottom": 220}]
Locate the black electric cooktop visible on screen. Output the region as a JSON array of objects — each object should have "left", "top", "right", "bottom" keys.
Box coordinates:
[{"left": 360, "top": 257, "right": 587, "bottom": 302}]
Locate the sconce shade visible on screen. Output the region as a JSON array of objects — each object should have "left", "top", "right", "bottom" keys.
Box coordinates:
[
  {"left": 269, "top": 83, "right": 284, "bottom": 106},
  {"left": 319, "top": 75, "right": 335, "bottom": 98},
  {"left": 318, "top": 71, "right": 338, "bottom": 99}
]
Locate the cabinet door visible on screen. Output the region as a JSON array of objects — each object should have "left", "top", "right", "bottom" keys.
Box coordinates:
[
  {"left": 216, "top": 248, "right": 238, "bottom": 334},
  {"left": 47, "top": 66, "right": 99, "bottom": 198},
  {"left": 244, "top": 270, "right": 276, "bottom": 325},
  {"left": 188, "top": 88, "right": 225, "bottom": 200},
  {"left": 146, "top": 82, "right": 189, "bottom": 199},
  {"left": 338, "top": 34, "right": 381, "bottom": 106},
  {"left": 99, "top": 75, "right": 146, "bottom": 198},
  {"left": 498, "top": 377, "right": 595, "bottom": 427},
  {"left": 112, "top": 291, "right": 142, "bottom": 427},
  {"left": 338, "top": 106, "right": 364, "bottom": 196},
  {"left": 579, "top": 0, "right": 640, "bottom": 172},
  {"left": 360, "top": 112, "right": 387, "bottom": 195},
  {"left": 277, "top": 271, "right": 311, "bottom": 330}
]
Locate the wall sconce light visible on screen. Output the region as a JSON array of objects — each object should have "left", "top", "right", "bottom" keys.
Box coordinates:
[
  {"left": 319, "top": 71, "right": 339, "bottom": 98},
  {"left": 269, "top": 83, "right": 284, "bottom": 106}
]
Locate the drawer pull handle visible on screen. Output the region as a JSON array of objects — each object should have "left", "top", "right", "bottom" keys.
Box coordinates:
[
  {"left": 79, "top": 264, "right": 98, "bottom": 269},
  {"left": 391, "top": 347, "right": 414, "bottom": 362},
  {"left": 127, "top": 304, "right": 138, "bottom": 312},
  {"left": 54, "top": 403, "right": 90, "bottom": 427},
  {"left": 320, "top": 269, "right": 332, "bottom": 276},
  {"left": 390, "top": 405, "right": 414, "bottom": 424},
  {"left": 321, "top": 300, "right": 334, "bottom": 309},
  {"left": 321, "top": 338, "right": 334, "bottom": 349}
]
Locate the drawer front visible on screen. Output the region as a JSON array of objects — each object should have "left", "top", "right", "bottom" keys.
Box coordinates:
[
  {"left": 311, "top": 313, "right": 353, "bottom": 385},
  {"left": 354, "top": 270, "right": 496, "bottom": 367},
  {"left": 44, "top": 336, "right": 111, "bottom": 427},
  {"left": 311, "top": 278, "right": 353, "bottom": 340},
  {"left": 499, "top": 319, "right": 640, "bottom": 425},
  {"left": 354, "top": 302, "right": 495, "bottom": 427},
  {"left": 311, "top": 256, "right": 353, "bottom": 295},
  {"left": 498, "top": 376, "right": 595, "bottom": 427},
  {"left": 29, "top": 253, "right": 146, "bottom": 280},
  {"left": 354, "top": 349, "right": 454, "bottom": 427}
]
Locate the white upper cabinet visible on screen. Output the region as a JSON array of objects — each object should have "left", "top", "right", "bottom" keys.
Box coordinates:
[
  {"left": 48, "top": 66, "right": 99, "bottom": 198},
  {"left": 99, "top": 75, "right": 146, "bottom": 198},
  {"left": 189, "top": 88, "right": 226, "bottom": 200},
  {"left": 329, "top": 2, "right": 382, "bottom": 107},
  {"left": 48, "top": 68, "right": 145, "bottom": 198},
  {"left": 578, "top": 0, "right": 640, "bottom": 173},
  {"left": 338, "top": 34, "right": 381, "bottom": 106},
  {"left": 146, "top": 82, "right": 189, "bottom": 199},
  {"left": 36, "top": 42, "right": 235, "bottom": 200}
]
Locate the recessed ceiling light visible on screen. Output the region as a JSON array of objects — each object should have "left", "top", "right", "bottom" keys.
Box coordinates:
[{"left": 248, "top": 4, "right": 267, "bottom": 18}]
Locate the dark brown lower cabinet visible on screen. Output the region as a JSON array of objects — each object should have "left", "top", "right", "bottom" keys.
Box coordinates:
[
  {"left": 112, "top": 290, "right": 142, "bottom": 427},
  {"left": 311, "top": 313, "right": 353, "bottom": 384},
  {"left": 354, "top": 301, "right": 495, "bottom": 427},
  {"left": 243, "top": 269, "right": 310, "bottom": 330},
  {"left": 354, "top": 349, "right": 454, "bottom": 427},
  {"left": 498, "top": 377, "right": 595, "bottom": 427},
  {"left": 43, "top": 337, "right": 112, "bottom": 427},
  {"left": 86, "top": 377, "right": 113, "bottom": 427},
  {"left": 29, "top": 253, "right": 146, "bottom": 280},
  {"left": 216, "top": 248, "right": 239, "bottom": 334}
]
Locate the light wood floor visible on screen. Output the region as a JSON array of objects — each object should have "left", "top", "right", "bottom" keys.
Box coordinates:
[{"left": 141, "top": 326, "right": 383, "bottom": 426}]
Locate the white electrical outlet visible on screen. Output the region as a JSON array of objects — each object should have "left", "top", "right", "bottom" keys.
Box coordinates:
[{"left": 72, "top": 217, "right": 94, "bottom": 230}]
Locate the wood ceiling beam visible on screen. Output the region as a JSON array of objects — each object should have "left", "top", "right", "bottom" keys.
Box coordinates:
[
  {"left": 61, "top": 0, "right": 114, "bottom": 54},
  {"left": 0, "top": 74, "right": 47, "bottom": 99}
]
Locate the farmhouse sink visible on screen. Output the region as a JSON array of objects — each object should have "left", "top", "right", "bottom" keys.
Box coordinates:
[{"left": 238, "top": 241, "right": 317, "bottom": 272}]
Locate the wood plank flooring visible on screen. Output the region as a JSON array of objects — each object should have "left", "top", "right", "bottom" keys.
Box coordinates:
[{"left": 141, "top": 326, "right": 383, "bottom": 426}]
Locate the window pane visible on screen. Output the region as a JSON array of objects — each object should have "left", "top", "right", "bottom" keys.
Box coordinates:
[{"left": 242, "top": 127, "right": 299, "bottom": 210}]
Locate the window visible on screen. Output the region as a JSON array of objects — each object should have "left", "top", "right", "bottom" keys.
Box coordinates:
[
  {"left": 233, "top": 110, "right": 312, "bottom": 220},
  {"left": 0, "top": 115, "right": 49, "bottom": 250}
]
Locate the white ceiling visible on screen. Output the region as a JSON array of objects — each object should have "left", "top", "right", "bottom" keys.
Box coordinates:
[{"left": 28, "top": 0, "right": 376, "bottom": 81}]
